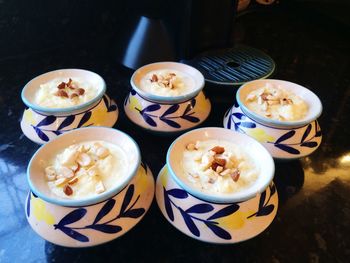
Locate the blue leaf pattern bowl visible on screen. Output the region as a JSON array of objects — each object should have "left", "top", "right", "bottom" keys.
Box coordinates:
[
  {"left": 224, "top": 79, "right": 322, "bottom": 160},
  {"left": 156, "top": 166, "right": 278, "bottom": 244},
  {"left": 20, "top": 69, "right": 118, "bottom": 144},
  {"left": 26, "top": 163, "right": 154, "bottom": 247},
  {"left": 125, "top": 62, "right": 211, "bottom": 134},
  {"left": 124, "top": 89, "right": 211, "bottom": 133}
]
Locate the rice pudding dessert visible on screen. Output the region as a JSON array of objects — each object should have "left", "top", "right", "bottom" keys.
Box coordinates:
[
  {"left": 139, "top": 69, "right": 195, "bottom": 97},
  {"left": 182, "top": 140, "right": 258, "bottom": 194},
  {"left": 35, "top": 78, "right": 98, "bottom": 108},
  {"left": 245, "top": 83, "right": 308, "bottom": 121},
  {"left": 44, "top": 141, "right": 128, "bottom": 199}
]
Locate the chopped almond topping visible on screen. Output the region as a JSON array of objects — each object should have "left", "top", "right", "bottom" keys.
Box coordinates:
[
  {"left": 68, "top": 177, "right": 78, "bottom": 185},
  {"left": 211, "top": 146, "right": 225, "bottom": 154},
  {"left": 77, "top": 88, "right": 85, "bottom": 95},
  {"left": 56, "top": 89, "right": 69, "bottom": 98},
  {"left": 230, "top": 169, "right": 240, "bottom": 182},
  {"left": 95, "top": 181, "right": 105, "bottom": 194},
  {"left": 55, "top": 177, "right": 68, "bottom": 186},
  {"left": 57, "top": 82, "right": 66, "bottom": 89},
  {"left": 151, "top": 74, "right": 158, "bottom": 82},
  {"left": 76, "top": 153, "right": 92, "bottom": 167},
  {"left": 70, "top": 93, "right": 79, "bottom": 99},
  {"left": 186, "top": 143, "right": 197, "bottom": 151},
  {"left": 63, "top": 185, "right": 73, "bottom": 196},
  {"left": 214, "top": 157, "right": 226, "bottom": 167}
]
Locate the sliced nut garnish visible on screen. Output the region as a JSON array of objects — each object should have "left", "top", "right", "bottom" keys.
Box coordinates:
[
  {"left": 267, "top": 100, "right": 279, "bottom": 105},
  {"left": 151, "top": 74, "right": 158, "bottom": 82},
  {"left": 68, "top": 177, "right": 78, "bottom": 185},
  {"left": 63, "top": 185, "right": 73, "bottom": 196},
  {"left": 201, "top": 153, "right": 214, "bottom": 168},
  {"left": 216, "top": 166, "right": 224, "bottom": 173},
  {"left": 257, "top": 96, "right": 263, "bottom": 105},
  {"left": 96, "top": 147, "right": 109, "bottom": 159},
  {"left": 87, "top": 166, "right": 98, "bottom": 177},
  {"left": 57, "top": 166, "right": 74, "bottom": 179},
  {"left": 186, "top": 143, "right": 197, "bottom": 151},
  {"left": 95, "top": 181, "right": 105, "bottom": 194},
  {"left": 45, "top": 166, "right": 57, "bottom": 181},
  {"left": 55, "top": 177, "right": 69, "bottom": 186},
  {"left": 189, "top": 173, "right": 199, "bottom": 178},
  {"left": 211, "top": 146, "right": 225, "bottom": 154},
  {"left": 214, "top": 157, "right": 226, "bottom": 167},
  {"left": 70, "top": 93, "right": 79, "bottom": 99},
  {"left": 57, "top": 82, "right": 66, "bottom": 89},
  {"left": 67, "top": 78, "right": 73, "bottom": 88},
  {"left": 230, "top": 169, "right": 240, "bottom": 182},
  {"left": 211, "top": 162, "right": 219, "bottom": 171},
  {"left": 56, "top": 89, "right": 69, "bottom": 98},
  {"left": 77, "top": 88, "right": 85, "bottom": 95},
  {"left": 77, "top": 153, "right": 92, "bottom": 167}
]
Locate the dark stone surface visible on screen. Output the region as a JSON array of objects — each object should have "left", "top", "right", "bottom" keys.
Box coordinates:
[{"left": 0, "top": 2, "right": 350, "bottom": 263}]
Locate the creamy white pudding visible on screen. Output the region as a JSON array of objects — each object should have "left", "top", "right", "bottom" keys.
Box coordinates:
[
  {"left": 45, "top": 141, "right": 128, "bottom": 199},
  {"left": 35, "top": 78, "right": 98, "bottom": 108},
  {"left": 245, "top": 83, "right": 308, "bottom": 121},
  {"left": 182, "top": 139, "right": 258, "bottom": 194},
  {"left": 139, "top": 69, "right": 195, "bottom": 97}
]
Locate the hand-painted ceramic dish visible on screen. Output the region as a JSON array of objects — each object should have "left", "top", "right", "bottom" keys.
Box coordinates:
[
  {"left": 25, "top": 127, "right": 154, "bottom": 247},
  {"left": 21, "top": 69, "right": 118, "bottom": 144},
  {"left": 223, "top": 79, "right": 322, "bottom": 160},
  {"left": 124, "top": 62, "right": 211, "bottom": 134},
  {"left": 155, "top": 127, "right": 278, "bottom": 244}
]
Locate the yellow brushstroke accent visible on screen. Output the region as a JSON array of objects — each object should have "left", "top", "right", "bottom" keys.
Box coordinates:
[
  {"left": 134, "top": 166, "right": 148, "bottom": 195},
  {"left": 88, "top": 105, "right": 107, "bottom": 126},
  {"left": 31, "top": 195, "right": 55, "bottom": 225},
  {"left": 23, "top": 109, "right": 36, "bottom": 126},
  {"left": 215, "top": 210, "right": 254, "bottom": 230},
  {"left": 246, "top": 128, "right": 275, "bottom": 143},
  {"left": 129, "top": 96, "right": 142, "bottom": 112},
  {"left": 160, "top": 167, "right": 169, "bottom": 187}
]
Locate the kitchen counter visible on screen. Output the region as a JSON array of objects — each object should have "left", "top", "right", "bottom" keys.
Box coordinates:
[{"left": 0, "top": 3, "right": 349, "bottom": 263}]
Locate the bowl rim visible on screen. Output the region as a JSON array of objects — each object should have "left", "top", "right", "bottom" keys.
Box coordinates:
[
  {"left": 21, "top": 68, "right": 107, "bottom": 114},
  {"left": 166, "top": 127, "right": 275, "bottom": 203},
  {"left": 130, "top": 61, "right": 205, "bottom": 103},
  {"left": 27, "top": 127, "right": 141, "bottom": 207},
  {"left": 236, "top": 79, "right": 323, "bottom": 128}
]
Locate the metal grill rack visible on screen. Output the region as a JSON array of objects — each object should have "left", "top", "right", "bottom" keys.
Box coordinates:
[{"left": 185, "top": 45, "right": 276, "bottom": 86}]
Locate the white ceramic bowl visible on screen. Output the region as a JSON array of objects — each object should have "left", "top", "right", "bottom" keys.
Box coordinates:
[
  {"left": 25, "top": 127, "right": 154, "bottom": 247},
  {"left": 21, "top": 69, "right": 118, "bottom": 144},
  {"left": 124, "top": 62, "right": 211, "bottom": 133},
  {"left": 155, "top": 127, "right": 278, "bottom": 244},
  {"left": 224, "top": 79, "right": 322, "bottom": 159}
]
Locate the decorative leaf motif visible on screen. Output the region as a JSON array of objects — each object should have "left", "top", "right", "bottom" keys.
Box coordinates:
[
  {"left": 120, "top": 184, "right": 134, "bottom": 215},
  {"left": 191, "top": 98, "right": 196, "bottom": 107},
  {"left": 58, "top": 226, "right": 89, "bottom": 242},
  {"left": 301, "top": 141, "right": 318, "bottom": 148},
  {"left": 163, "top": 187, "right": 174, "bottom": 221},
  {"left": 57, "top": 115, "right": 75, "bottom": 130},
  {"left": 103, "top": 95, "right": 117, "bottom": 112},
  {"left": 186, "top": 204, "right": 214, "bottom": 214},
  {"left": 52, "top": 130, "right": 62, "bottom": 136},
  {"left": 275, "top": 130, "right": 296, "bottom": 144},
  {"left": 226, "top": 115, "right": 232, "bottom": 129},
  {"left": 315, "top": 122, "right": 322, "bottom": 137},
  {"left": 142, "top": 114, "right": 157, "bottom": 127},
  {"left": 183, "top": 104, "right": 192, "bottom": 116},
  {"left": 207, "top": 204, "right": 240, "bottom": 220},
  {"left": 160, "top": 118, "right": 181, "bottom": 128},
  {"left": 269, "top": 184, "right": 276, "bottom": 196},
  {"left": 259, "top": 190, "right": 266, "bottom": 210},
  {"left": 161, "top": 104, "right": 179, "bottom": 117},
  {"left": 122, "top": 208, "right": 145, "bottom": 218},
  {"left": 232, "top": 112, "right": 245, "bottom": 120},
  {"left": 77, "top": 111, "right": 92, "bottom": 128},
  {"left": 301, "top": 124, "right": 312, "bottom": 143},
  {"left": 33, "top": 127, "right": 49, "bottom": 142},
  {"left": 180, "top": 209, "right": 200, "bottom": 237},
  {"left": 55, "top": 208, "right": 87, "bottom": 227},
  {"left": 275, "top": 144, "right": 300, "bottom": 154},
  {"left": 141, "top": 104, "right": 161, "bottom": 113},
  {"left": 131, "top": 89, "right": 137, "bottom": 96},
  {"left": 26, "top": 194, "right": 31, "bottom": 217},
  {"left": 256, "top": 205, "right": 275, "bottom": 216},
  {"left": 36, "top": 116, "right": 56, "bottom": 127},
  {"left": 93, "top": 199, "right": 116, "bottom": 224},
  {"left": 181, "top": 115, "right": 200, "bottom": 123},
  {"left": 239, "top": 122, "right": 256, "bottom": 128},
  {"left": 167, "top": 189, "right": 188, "bottom": 199},
  {"left": 87, "top": 224, "right": 122, "bottom": 234},
  {"left": 205, "top": 222, "right": 231, "bottom": 240}
]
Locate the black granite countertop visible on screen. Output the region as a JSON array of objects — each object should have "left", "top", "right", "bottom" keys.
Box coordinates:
[{"left": 1, "top": 3, "right": 350, "bottom": 263}]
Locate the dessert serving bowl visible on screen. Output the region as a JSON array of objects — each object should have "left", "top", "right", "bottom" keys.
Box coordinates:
[
  {"left": 21, "top": 69, "right": 118, "bottom": 144},
  {"left": 155, "top": 127, "right": 278, "bottom": 244},
  {"left": 223, "top": 79, "right": 323, "bottom": 160},
  {"left": 25, "top": 127, "right": 154, "bottom": 247},
  {"left": 124, "top": 62, "right": 211, "bottom": 134}
]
